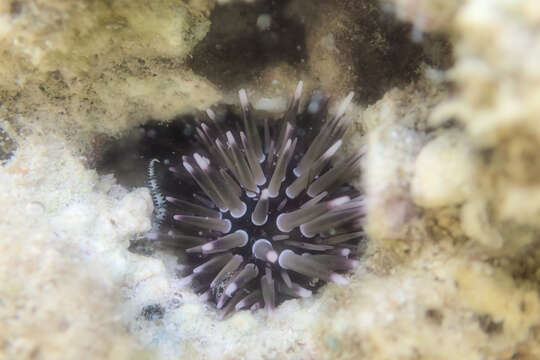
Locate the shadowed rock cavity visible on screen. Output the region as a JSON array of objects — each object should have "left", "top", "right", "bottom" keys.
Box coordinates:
[
  {"left": 186, "top": 1, "right": 308, "bottom": 90},
  {"left": 188, "top": 0, "right": 452, "bottom": 105}
]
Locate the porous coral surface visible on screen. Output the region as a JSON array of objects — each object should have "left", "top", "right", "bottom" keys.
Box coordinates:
[{"left": 1, "top": 0, "right": 540, "bottom": 359}]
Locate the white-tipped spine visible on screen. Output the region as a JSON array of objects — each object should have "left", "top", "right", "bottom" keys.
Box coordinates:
[
  {"left": 239, "top": 89, "right": 249, "bottom": 109},
  {"left": 294, "top": 81, "right": 303, "bottom": 101},
  {"left": 336, "top": 92, "right": 354, "bottom": 119}
]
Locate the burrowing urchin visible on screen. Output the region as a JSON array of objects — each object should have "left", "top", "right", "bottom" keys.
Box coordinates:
[{"left": 146, "top": 82, "right": 365, "bottom": 318}]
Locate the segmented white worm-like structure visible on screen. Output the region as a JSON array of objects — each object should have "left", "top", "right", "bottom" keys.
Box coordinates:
[{"left": 148, "top": 159, "right": 168, "bottom": 224}]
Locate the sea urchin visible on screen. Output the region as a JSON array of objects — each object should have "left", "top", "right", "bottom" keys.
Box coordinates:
[{"left": 146, "top": 82, "right": 365, "bottom": 318}]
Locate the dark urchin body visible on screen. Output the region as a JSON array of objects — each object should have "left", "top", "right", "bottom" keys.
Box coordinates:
[{"left": 147, "top": 82, "right": 364, "bottom": 318}]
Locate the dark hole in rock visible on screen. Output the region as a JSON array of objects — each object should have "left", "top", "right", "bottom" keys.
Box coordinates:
[
  {"left": 0, "top": 127, "right": 16, "bottom": 165},
  {"left": 140, "top": 304, "right": 165, "bottom": 321},
  {"left": 297, "top": 0, "right": 452, "bottom": 105},
  {"left": 425, "top": 308, "right": 444, "bottom": 326},
  {"left": 96, "top": 114, "right": 199, "bottom": 188},
  {"left": 477, "top": 313, "right": 504, "bottom": 335},
  {"left": 10, "top": 1, "right": 23, "bottom": 17},
  {"left": 186, "top": 1, "right": 307, "bottom": 90},
  {"left": 128, "top": 238, "right": 156, "bottom": 256},
  {"left": 186, "top": 0, "right": 452, "bottom": 106}
]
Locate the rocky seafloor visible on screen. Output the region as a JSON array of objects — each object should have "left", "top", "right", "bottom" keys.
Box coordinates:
[{"left": 1, "top": 0, "right": 540, "bottom": 359}]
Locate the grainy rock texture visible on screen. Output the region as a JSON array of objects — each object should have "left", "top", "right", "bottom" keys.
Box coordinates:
[
  {"left": 1, "top": 0, "right": 540, "bottom": 359},
  {"left": 0, "top": 0, "right": 219, "bottom": 150},
  {"left": 0, "top": 135, "right": 155, "bottom": 360}
]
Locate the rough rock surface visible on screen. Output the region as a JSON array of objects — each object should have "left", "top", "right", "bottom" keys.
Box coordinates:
[
  {"left": 0, "top": 0, "right": 219, "bottom": 151},
  {"left": 0, "top": 135, "right": 154, "bottom": 359},
  {"left": 1, "top": 0, "right": 540, "bottom": 359}
]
